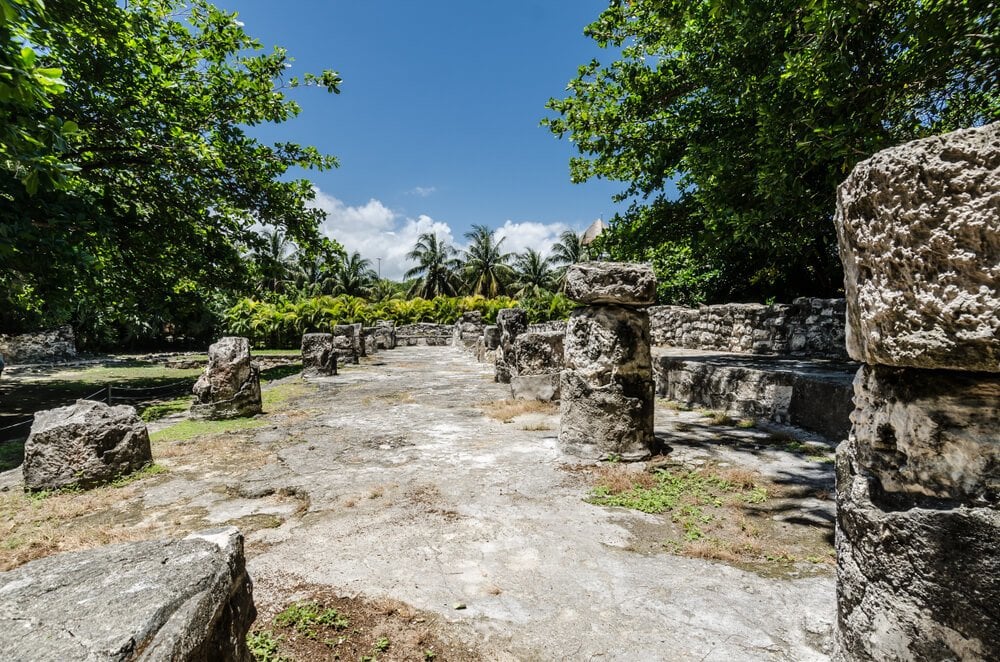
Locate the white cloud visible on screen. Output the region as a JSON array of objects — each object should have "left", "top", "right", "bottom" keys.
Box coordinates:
[
  {"left": 309, "top": 188, "right": 584, "bottom": 281},
  {"left": 409, "top": 186, "right": 437, "bottom": 198},
  {"left": 493, "top": 220, "right": 572, "bottom": 258}
]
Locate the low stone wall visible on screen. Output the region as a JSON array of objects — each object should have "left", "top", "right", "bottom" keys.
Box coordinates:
[
  {"left": 395, "top": 323, "right": 453, "bottom": 346},
  {"left": 649, "top": 299, "right": 847, "bottom": 359},
  {"left": 0, "top": 325, "right": 76, "bottom": 364},
  {"left": 653, "top": 351, "right": 855, "bottom": 442}
]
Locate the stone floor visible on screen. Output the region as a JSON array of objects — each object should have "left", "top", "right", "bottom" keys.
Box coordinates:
[{"left": 2, "top": 345, "right": 838, "bottom": 660}]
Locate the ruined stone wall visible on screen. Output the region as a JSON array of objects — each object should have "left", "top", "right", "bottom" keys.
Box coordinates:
[
  {"left": 395, "top": 323, "right": 453, "bottom": 346},
  {"left": 648, "top": 299, "right": 847, "bottom": 359},
  {"left": 0, "top": 325, "right": 77, "bottom": 363}
]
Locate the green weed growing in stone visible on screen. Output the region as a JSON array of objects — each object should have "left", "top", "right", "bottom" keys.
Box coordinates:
[{"left": 246, "top": 629, "right": 289, "bottom": 662}]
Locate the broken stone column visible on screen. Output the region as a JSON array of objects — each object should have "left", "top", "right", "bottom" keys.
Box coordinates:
[
  {"left": 352, "top": 323, "right": 366, "bottom": 357},
  {"left": 331, "top": 324, "right": 359, "bottom": 364},
  {"left": 453, "top": 311, "right": 485, "bottom": 349},
  {"left": 300, "top": 333, "right": 337, "bottom": 377},
  {"left": 511, "top": 331, "right": 564, "bottom": 401},
  {"left": 372, "top": 320, "right": 396, "bottom": 350},
  {"left": 834, "top": 122, "right": 1000, "bottom": 661},
  {"left": 559, "top": 262, "right": 657, "bottom": 460},
  {"left": 0, "top": 527, "right": 256, "bottom": 661},
  {"left": 495, "top": 308, "right": 527, "bottom": 383},
  {"left": 192, "top": 336, "right": 262, "bottom": 420},
  {"left": 22, "top": 400, "right": 153, "bottom": 491}
]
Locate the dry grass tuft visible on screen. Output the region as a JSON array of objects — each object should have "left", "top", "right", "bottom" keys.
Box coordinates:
[
  {"left": 480, "top": 399, "right": 558, "bottom": 423},
  {"left": 592, "top": 464, "right": 658, "bottom": 494}
]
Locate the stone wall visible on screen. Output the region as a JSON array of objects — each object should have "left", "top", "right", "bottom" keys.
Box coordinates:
[
  {"left": 395, "top": 323, "right": 453, "bottom": 346},
  {"left": 648, "top": 299, "right": 847, "bottom": 359},
  {"left": 0, "top": 325, "right": 76, "bottom": 364}
]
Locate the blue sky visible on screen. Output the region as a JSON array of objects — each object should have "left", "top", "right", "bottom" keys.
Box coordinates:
[{"left": 215, "top": 1, "right": 623, "bottom": 278}]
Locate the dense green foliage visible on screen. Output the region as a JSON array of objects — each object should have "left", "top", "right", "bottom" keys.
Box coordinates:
[
  {"left": 1, "top": 0, "right": 341, "bottom": 346},
  {"left": 547, "top": 0, "right": 999, "bottom": 303},
  {"left": 223, "top": 293, "right": 576, "bottom": 348}
]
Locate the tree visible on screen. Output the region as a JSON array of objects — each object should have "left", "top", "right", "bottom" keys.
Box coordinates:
[
  {"left": 546, "top": 0, "right": 998, "bottom": 303},
  {"left": 550, "top": 230, "right": 585, "bottom": 267},
  {"left": 331, "top": 252, "right": 377, "bottom": 298},
  {"left": 0, "top": 0, "right": 342, "bottom": 344},
  {"left": 404, "top": 233, "right": 461, "bottom": 298},
  {"left": 511, "top": 249, "right": 556, "bottom": 297},
  {"left": 461, "top": 224, "right": 513, "bottom": 297},
  {"left": 253, "top": 229, "right": 298, "bottom": 296}
]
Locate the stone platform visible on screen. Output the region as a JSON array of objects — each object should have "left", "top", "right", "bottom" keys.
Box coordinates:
[{"left": 653, "top": 348, "right": 858, "bottom": 442}]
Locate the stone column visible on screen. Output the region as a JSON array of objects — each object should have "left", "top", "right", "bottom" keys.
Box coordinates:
[
  {"left": 495, "top": 308, "right": 527, "bottom": 383},
  {"left": 559, "top": 262, "right": 657, "bottom": 460},
  {"left": 331, "top": 324, "right": 358, "bottom": 364},
  {"left": 191, "top": 336, "right": 262, "bottom": 419},
  {"left": 453, "top": 311, "right": 485, "bottom": 349},
  {"left": 300, "top": 333, "right": 337, "bottom": 377},
  {"left": 833, "top": 123, "right": 1000, "bottom": 661}
]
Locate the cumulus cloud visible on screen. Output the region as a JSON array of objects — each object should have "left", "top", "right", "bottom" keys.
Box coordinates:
[
  {"left": 493, "top": 220, "right": 572, "bottom": 258},
  {"left": 309, "top": 188, "right": 583, "bottom": 281}
]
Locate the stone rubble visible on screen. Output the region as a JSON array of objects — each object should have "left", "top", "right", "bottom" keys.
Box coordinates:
[
  {"left": 559, "top": 262, "right": 656, "bottom": 460},
  {"left": 191, "top": 336, "right": 262, "bottom": 420},
  {"left": 22, "top": 399, "right": 153, "bottom": 491},
  {"left": 833, "top": 123, "right": 1000, "bottom": 661},
  {"left": 0, "top": 325, "right": 77, "bottom": 364}
]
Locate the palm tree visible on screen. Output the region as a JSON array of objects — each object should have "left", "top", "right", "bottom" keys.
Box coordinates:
[
  {"left": 253, "top": 229, "right": 298, "bottom": 294},
  {"left": 404, "top": 233, "right": 461, "bottom": 298},
  {"left": 461, "top": 224, "right": 512, "bottom": 297},
  {"left": 294, "top": 253, "right": 337, "bottom": 297},
  {"left": 550, "top": 230, "right": 586, "bottom": 287},
  {"left": 368, "top": 278, "right": 404, "bottom": 303},
  {"left": 551, "top": 230, "right": 585, "bottom": 266},
  {"left": 511, "top": 248, "right": 556, "bottom": 297},
  {"left": 332, "top": 252, "right": 378, "bottom": 298}
]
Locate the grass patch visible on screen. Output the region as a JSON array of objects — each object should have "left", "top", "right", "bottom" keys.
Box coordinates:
[
  {"left": 247, "top": 629, "right": 290, "bottom": 662},
  {"left": 520, "top": 422, "right": 553, "bottom": 431},
  {"left": 262, "top": 381, "right": 313, "bottom": 409},
  {"left": 110, "top": 462, "right": 167, "bottom": 487},
  {"left": 0, "top": 439, "right": 25, "bottom": 472},
  {"left": 697, "top": 409, "right": 734, "bottom": 426},
  {"left": 253, "top": 349, "right": 301, "bottom": 357},
  {"left": 480, "top": 399, "right": 557, "bottom": 423},
  {"left": 275, "top": 601, "right": 350, "bottom": 639},
  {"left": 150, "top": 417, "right": 268, "bottom": 443},
  {"left": 140, "top": 396, "right": 190, "bottom": 421},
  {"left": 260, "top": 363, "right": 303, "bottom": 383},
  {"left": 659, "top": 399, "right": 691, "bottom": 411},
  {"left": 735, "top": 418, "right": 756, "bottom": 429},
  {"left": 252, "top": 590, "right": 479, "bottom": 661},
  {"left": 586, "top": 462, "right": 832, "bottom": 571}
]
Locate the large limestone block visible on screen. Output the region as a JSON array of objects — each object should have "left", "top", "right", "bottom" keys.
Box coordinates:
[
  {"left": 835, "top": 123, "right": 1000, "bottom": 371},
  {"left": 0, "top": 527, "right": 256, "bottom": 661},
  {"left": 559, "top": 306, "right": 654, "bottom": 459},
  {"left": 483, "top": 325, "right": 500, "bottom": 350},
  {"left": 192, "top": 337, "right": 261, "bottom": 419},
  {"left": 851, "top": 365, "right": 999, "bottom": 505},
  {"left": 564, "top": 261, "right": 656, "bottom": 306},
  {"left": 22, "top": 400, "right": 152, "bottom": 491},
  {"left": 301, "top": 333, "right": 337, "bottom": 377},
  {"left": 836, "top": 442, "right": 1000, "bottom": 661}
]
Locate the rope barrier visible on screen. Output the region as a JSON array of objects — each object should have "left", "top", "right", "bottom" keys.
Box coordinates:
[
  {"left": 110, "top": 379, "right": 192, "bottom": 393},
  {"left": 0, "top": 418, "right": 33, "bottom": 433}
]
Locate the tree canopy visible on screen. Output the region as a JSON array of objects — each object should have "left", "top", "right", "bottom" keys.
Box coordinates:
[
  {"left": 546, "top": 0, "right": 999, "bottom": 303},
  {"left": 0, "top": 0, "right": 342, "bottom": 344}
]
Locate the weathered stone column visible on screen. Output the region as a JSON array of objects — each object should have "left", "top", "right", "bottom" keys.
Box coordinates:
[
  {"left": 511, "top": 331, "right": 564, "bottom": 401},
  {"left": 559, "top": 262, "right": 657, "bottom": 460},
  {"left": 300, "top": 333, "right": 337, "bottom": 377},
  {"left": 192, "top": 336, "right": 262, "bottom": 420},
  {"left": 453, "top": 311, "right": 485, "bottom": 349},
  {"left": 834, "top": 122, "right": 1000, "bottom": 661},
  {"left": 495, "top": 308, "right": 527, "bottom": 383},
  {"left": 331, "top": 324, "right": 358, "bottom": 364}
]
